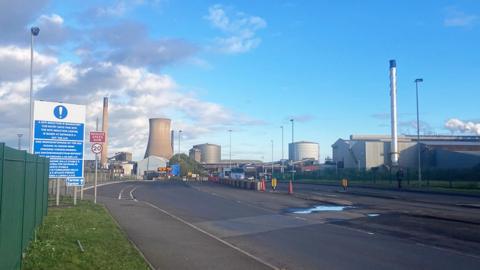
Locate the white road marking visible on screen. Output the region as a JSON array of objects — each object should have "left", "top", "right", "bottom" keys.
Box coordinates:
[
  {"left": 294, "top": 216, "right": 307, "bottom": 221},
  {"left": 118, "top": 185, "right": 132, "bottom": 200},
  {"left": 142, "top": 201, "right": 279, "bottom": 270},
  {"left": 129, "top": 187, "right": 138, "bottom": 202}
]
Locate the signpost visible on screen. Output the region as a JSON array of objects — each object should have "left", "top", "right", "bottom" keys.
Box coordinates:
[
  {"left": 89, "top": 130, "right": 105, "bottom": 204},
  {"left": 32, "top": 100, "right": 86, "bottom": 206}
]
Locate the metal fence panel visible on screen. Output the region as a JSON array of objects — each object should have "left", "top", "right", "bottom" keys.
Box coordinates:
[{"left": 0, "top": 143, "right": 49, "bottom": 270}]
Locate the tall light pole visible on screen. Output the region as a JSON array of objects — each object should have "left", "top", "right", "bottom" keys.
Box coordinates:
[
  {"left": 415, "top": 78, "right": 424, "bottom": 187},
  {"left": 280, "top": 125, "right": 284, "bottom": 174},
  {"left": 178, "top": 130, "right": 182, "bottom": 154},
  {"left": 289, "top": 119, "right": 294, "bottom": 194},
  {"left": 228, "top": 129, "right": 232, "bottom": 168},
  {"left": 271, "top": 139, "right": 274, "bottom": 177},
  {"left": 17, "top": 134, "right": 23, "bottom": 150},
  {"left": 29, "top": 26, "right": 40, "bottom": 153}
]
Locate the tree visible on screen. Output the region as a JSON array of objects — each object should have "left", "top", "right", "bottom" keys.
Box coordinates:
[{"left": 169, "top": 153, "right": 206, "bottom": 177}]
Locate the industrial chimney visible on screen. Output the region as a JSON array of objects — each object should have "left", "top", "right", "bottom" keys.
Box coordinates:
[
  {"left": 144, "top": 118, "right": 173, "bottom": 159},
  {"left": 101, "top": 97, "right": 109, "bottom": 168},
  {"left": 389, "top": 60, "right": 399, "bottom": 166}
]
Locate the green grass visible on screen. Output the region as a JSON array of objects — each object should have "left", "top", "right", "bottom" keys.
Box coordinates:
[{"left": 22, "top": 198, "right": 150, "bottom": 270}]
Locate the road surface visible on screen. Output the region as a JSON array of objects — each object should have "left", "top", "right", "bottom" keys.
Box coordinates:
[{"left": 89, "top": 180, "right": 480, "bottom": 270}]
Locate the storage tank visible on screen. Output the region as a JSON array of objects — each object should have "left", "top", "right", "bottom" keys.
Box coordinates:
[
  {"left": 144, "top": 118, "right": 173, "bottom": 159},
  {"left": 288, "top": 141, "right": 319, "bottom": 161},
  {"left": 193, "top": 143, "right": 221, "bottom": 163}
]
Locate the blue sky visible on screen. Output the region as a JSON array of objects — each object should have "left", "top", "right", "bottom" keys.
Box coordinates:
[{"left": 1, "top": 0, "right": 479, "bottom": 161}]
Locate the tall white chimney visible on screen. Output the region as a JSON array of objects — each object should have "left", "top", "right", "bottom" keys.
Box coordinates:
[{"left": 389, "top": 60, "right": 399, "bottom": 166}]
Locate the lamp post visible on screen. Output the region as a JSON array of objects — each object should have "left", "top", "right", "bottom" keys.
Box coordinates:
[
  {"left": 289, "top": 119, "right": 294, "bottom": 194},
  {"left": 29, "top": 26, "right": 40, "bottom": 154},
  {"left": 271, "top": 139, "right": 274, "bottom": 178},
  {"left": 178, "top": 130, "right": 182, "bottom": 154},
  {"left": 17, "top": 134, "right": 23, "bottom": 150},
  {"left": 415, "top": 78, "right": 424, "bottom": 187},
  {"left": 228, "top": 129, "right": 232, "bottom": 168},
  {"left": 280, "top": 125, "right": 284, "bottom": 175}
]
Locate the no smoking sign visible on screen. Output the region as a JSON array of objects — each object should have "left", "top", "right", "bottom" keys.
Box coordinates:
[{"left": 91, "top": 143, "right": 103, "bottom": 154}]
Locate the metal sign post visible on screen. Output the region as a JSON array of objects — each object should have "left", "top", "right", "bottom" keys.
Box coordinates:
[{"left": 90, "top": 126, "right": 104, "bottom": 204}]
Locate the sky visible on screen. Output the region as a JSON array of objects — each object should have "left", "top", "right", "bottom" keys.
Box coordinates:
[{"left": 1, "top": 0, "right": 480, "bottom": 162}]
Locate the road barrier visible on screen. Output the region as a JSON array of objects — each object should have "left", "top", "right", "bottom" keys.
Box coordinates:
[
  {"left": 0, "top": 143, "right": 49, "bottom": 270},
  {"left": 217, "top": 178, "right": 258, "bottom": 190}
]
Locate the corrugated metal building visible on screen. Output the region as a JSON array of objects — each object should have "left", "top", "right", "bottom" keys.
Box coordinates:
[
  {"left": 189, "top": 143, "right": 221, "bottom": 164},
  {"left": 332, "top": 135, "right": 480, "bottom": 169}
]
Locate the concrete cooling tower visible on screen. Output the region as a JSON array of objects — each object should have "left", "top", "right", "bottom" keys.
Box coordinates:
[{"left": 144, "top": 118, "right": 173, "bottom": 159}]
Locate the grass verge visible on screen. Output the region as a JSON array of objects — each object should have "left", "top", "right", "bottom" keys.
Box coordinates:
[{"left": 22, "top": 197, "right": 150, "bottom": 270}]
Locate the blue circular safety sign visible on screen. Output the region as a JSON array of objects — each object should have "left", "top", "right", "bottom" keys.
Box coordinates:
[{"left": 53, "top": 105, "right": 68, "bottom": 119}]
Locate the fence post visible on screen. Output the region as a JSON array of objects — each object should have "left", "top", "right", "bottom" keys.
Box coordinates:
[{"left": 19, "top": 151, "right": 28, "bottom": 262}]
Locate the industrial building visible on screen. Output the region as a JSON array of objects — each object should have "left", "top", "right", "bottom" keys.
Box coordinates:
[
  {"left": 332, "top": 135, "right": 480, "bottom": 169},
  {"left": 136, "top": 155, "right": 169, "bottom": 178},
  {"left": 144, "top": 118, "right": 173, "bottom": 159},
  {"left": 188, "top": 143, "right": 221, "bottom": 164},
  {"left": 288, "top": 141, "right": 320, "bottom": 162}
]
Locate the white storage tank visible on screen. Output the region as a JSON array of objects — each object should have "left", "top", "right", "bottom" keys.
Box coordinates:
[
  {"left": 193, "top": 143, "right": 221, "bottom": 163},
  {"left": 288, "top": 141, "right": 319, "bottom": 161}
]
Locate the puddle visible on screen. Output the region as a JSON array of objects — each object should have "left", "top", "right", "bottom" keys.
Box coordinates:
[
  {"left": 367, "top": 213, "right": 380, "bottom": 217},
  {"left": 290, "top": 205, "right": 350, "bottom": 214}
]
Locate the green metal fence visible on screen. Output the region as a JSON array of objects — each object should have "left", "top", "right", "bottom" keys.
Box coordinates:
[{"left": 0, "top": 143, "right": 49, "bottom": 270}]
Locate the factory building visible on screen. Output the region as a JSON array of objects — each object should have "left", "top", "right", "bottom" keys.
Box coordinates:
[
  {"left": 288, "top": 141, "right": 319, "bottom": 162},
  {"left": 189, "top": 147, "right": 201, "bottom": 162},
  {"left": 332, "top": 135, "right": 480, "bottom": 169},
  {"left": 144, "top": 118, "right": 173, "bottom": 159},
  {"left": 136, "top": 155, "right": 169, "bottom": 178},
  {"left": 189, "top": 143, "right": 221, "bottom": 164}
]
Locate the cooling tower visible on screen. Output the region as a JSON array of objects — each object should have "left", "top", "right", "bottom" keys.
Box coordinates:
[
  {"left": 100, "top": 97, "right": 109, "bottom": 168},
  {"left": 144, "top": 118, "right": 173, "bottom": 159}
]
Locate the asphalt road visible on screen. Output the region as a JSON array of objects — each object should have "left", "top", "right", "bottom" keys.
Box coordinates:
[{"left": 89, "top": 180, "right": 480, "bottom": 270}]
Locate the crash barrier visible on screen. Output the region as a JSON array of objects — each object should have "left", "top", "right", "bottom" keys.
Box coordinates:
[
  {"left": 217, "top": 178, "right": 260, "bottom": 190},
  {"left": 0, "top": 143, "right": 49, "bottom": 270}
]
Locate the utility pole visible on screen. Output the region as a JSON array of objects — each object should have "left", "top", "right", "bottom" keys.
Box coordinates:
[
  {"left": 415, "top": 78, "right": 424, "bottom": 187},
  {"left": 289, "top": 119, "right": 294, "bottom": 194},
  {"left": 281, "top": 125, "right": 284, "bottom": 175},
  {"left": 271, "top": 140, "right": 274, "bottom": 178}
]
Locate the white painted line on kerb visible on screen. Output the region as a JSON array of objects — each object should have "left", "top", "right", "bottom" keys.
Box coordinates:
[
  {"left": 142, "top": 201, "right": 279, "bottom": 270},
  {"left": 129, "top": 187, "right": 138, "bottom": 202}
]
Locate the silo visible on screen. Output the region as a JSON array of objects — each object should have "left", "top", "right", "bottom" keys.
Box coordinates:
[
  {"left": 288, "top": 141, "right": 319, "bottom": 161},
  {"left": 144, "top": 118, "right": 173, "bottom": 159},
  {"left": 193, "top": 143, "right": 221, "bottom": 163}
]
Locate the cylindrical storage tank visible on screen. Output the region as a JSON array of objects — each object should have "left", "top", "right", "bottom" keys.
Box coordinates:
[
  {"left": 144, "top": 118, "right": 173, "bottom": 159},
  {"left": 193, "top": 143, "right": 221, "bottom": 163},
  {"left": 288, "top": 141, "right": 319, "bottom": 161},
  {"left": 189, "top": 147, "right": 201, "bottom": 162}
]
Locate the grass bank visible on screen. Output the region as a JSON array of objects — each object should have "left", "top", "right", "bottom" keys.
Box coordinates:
[{"left": 22, "top": 198, "right": 150, "bottom": 270}]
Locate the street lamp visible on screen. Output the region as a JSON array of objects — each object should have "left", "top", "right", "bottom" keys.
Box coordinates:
[
  {"left": 228, "top": 129, "right": 232, "bottom": 168},
  {"left": 280, "top": 125, "right": 284, "bottom": 175},
  {"left": 289, "top": 119, "right": 294, "bottom": 194},
  {"left": 271, "top": 139, "right": 274, "bottom": 178},
  {"left": 178, "top": 130, "right": 182, "bottom": 154},
  {"left": 17, "top": 134, "right": 23, "bottom": 150},
  {"left": 415, "top": 78, "right": 424, "bottom": 187},
  {"left": 29, "top": 26, "right": 40, "bottom": 154}
]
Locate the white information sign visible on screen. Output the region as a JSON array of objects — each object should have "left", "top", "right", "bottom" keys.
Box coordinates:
[{"left": 32, "top": 100, "right": 86, "bottom": 186}]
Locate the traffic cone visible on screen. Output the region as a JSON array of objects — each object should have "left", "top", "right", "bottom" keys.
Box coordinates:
[
  {"left": 261, "top": 178, "right": 266, "bottom": 192},
  {"left": 288, "top": 180, "right": 293, "bottom": 194}
]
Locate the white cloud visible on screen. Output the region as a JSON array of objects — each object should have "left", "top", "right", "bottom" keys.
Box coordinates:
[
  {"left": 38, "top": 14, "right": 64, "bottom": 25},
  {"left": 444, "top": 7, "right": 478, "bottom": 27},
  {"left": 205, "top": 5, "right": 267, "bottom": 54},
  {"left": 0, "top": 45, "right": 57, "bottom": 81},
  {"left": 445, "top": 118, "right": 480, "bottom": 135}
]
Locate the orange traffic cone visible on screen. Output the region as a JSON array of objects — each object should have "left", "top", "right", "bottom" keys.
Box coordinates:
[
  {"left": 288, "top": 180, "right": 293, "bottom": 194},
  {"left": 261, "top": 178, "right": 266, "bottom": 192}
]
